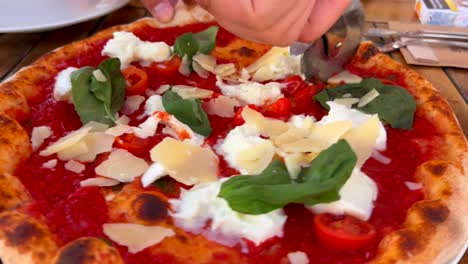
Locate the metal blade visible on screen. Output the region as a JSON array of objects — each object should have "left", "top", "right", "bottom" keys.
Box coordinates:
[{"left": 301, "top": 0, "right": 365, "bottom": 82}]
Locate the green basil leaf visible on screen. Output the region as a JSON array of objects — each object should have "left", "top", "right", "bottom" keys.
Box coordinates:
[
  {"left": 71, "top": 67, "right": 113, "bottom": 125},
  {"left": 162, "top": 90, "right": 212, "bottom": 136},
  {"left": 98, "top": 58, "right": 126, "bottom": 114},
  {"left": 193, "top": 26, "right": 219, "bottom": 54},
  {"left": 71, "top": 58, "right": 126, "bottom": 126},
  {"left": 152, "top": 178, "right": 176, "bottom": 194},
  {"left": 173, "top": 26, "right": 219, "bottom": 72},
  {"left": 219, "top": 140, "right": 357, "bottom": 215},
  {"left": 314, "top": 78, "right": 416, "bottom": 129}
]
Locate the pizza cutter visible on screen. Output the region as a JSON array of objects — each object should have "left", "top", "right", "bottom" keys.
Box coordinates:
[{"left": 292, "top": 0, "right": 365, "bottom": 82}]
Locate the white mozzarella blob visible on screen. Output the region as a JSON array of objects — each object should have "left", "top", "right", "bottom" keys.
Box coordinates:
[
  {"left": 170, "top": 180, "right": 287, "bottom": 246},
  {"left": 215, "top": 124, "right": 275, "bottom": 175},
  {"left": 53, "top": 67, "right": 77, "bottom": 103},
  {"left": 308, "top": 169, "right": 378, "bottom": 221},
  {"left": 102, "top": 31, "right": 171, "bottom": 68},
  {"left": 216, "top": 77, "right": 283, "bottom": 106},
  {"left": 144, "top": 95, "right": 165, "bottom": 116}
]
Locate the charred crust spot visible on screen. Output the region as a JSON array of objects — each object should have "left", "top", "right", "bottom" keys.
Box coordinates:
[
  {"left": 429, "top": 163, "right": 447, "bottom": 176},
  {"left": 5, "top": 222, "right": 42, "bottom": 246},
  {"left": 132, "top": 193, "right": 168, "bottom": 222},
  {"left": 0, "top": 116, "right": 12, "bottom": 126},
  {"left": 238, "top": 47, "right": 255, "bottom": 57},
  {"left": 361, "top": 45, "right": 379, "bottom": 62},
  {"left": 56, "top": 239, "right": 92, "bottom": 264},
  {"left": 176, "top": 234, "right": 188, "bottom": 243},
  {"left": 398, "top": 230, "right": 423, "bottom": 253},
  {"left": 421, "top": 204, "right": 449, "bottom": 224}
]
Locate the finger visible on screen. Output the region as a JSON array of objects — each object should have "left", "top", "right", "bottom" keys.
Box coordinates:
[
  {"left": 299, "top": 0, "right": 352, "bottom": 42},
  {"left": 141, "top": 0, "right": 177, "bottom": 22}
]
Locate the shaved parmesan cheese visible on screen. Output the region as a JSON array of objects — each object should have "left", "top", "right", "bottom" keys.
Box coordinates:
[
  {"left": 309, "top": 169, "right": 377, "bottom": 221},
  {"left": 116, "top": 115, "right": 131, "bottom": 125},
  {"left": 75, "top": 132, "right": 115, "bottom": 162},
  {"left": 92, "top": 69, "right": 107, "bottom": 82},
  {"left": 343, "top": 116, "right": 380, "bottom": 167},
  {"left": 161, "top": 114, "right": 205, "bottom": 146},
  {"left": 95, "top": 149, "right": 148, "bottom": 182},
  {"left": 57, "top": 141, "right": 89, "bottom": 160},
  {"left": 203, "top": 96, "right": 241, "bottom": 118},
  {"left": 105, "top": 124, "right": 133, "bottom": 137},
  {"left": 144, "top": 95, "right": 165, "bottom": 116},
  {"left": 179, "top": 55, "right": 191, "bottom": 76},
  {"left": 141, "top": 162, "right": 167, "bottom": 187},
  {"left": 372, "top": 151, "right": 392, "bottom": 164},
  {"left": 215, "top": 124, "right": 274, "bottom": 174},
  {"left": 214, "top": 63, "right": 236, "bottom": 77},
  {"left": 154, "top": 84, "right": 171, "bottom": 95},
  {"left": 122, "top": 95, "right": 145, "bottom": 115},
  {"left": 327, "top": 70, "right": 362, "bottom": 84},
  {"left": 150, "top": 137, "right": 218, "bottom": 185},
  {"left": 31, "top": 126, "right": 53, "bottom": 151},
  {"left": 217, "top": 77, "right": 283, "bottom": 106},
  {"left": 42, "top": 159, "right": 58, "bottom": 169},
  {"left": 103, "top": 223, "right": 175, "bottom": 253},
  {"left": 288, "top": 115, "right": 315, "bottom": 130},
  {"left": 405, "top": 181, "right": 423, "bottom": 191},
  {"left": 40, "top": 126, "right": 92, "bottom": 156},
  {"left": 246, "top": 47, "right": 289, "bottom": 73},
  {"left": 287, "top": 251, "right": 309, "bottom": 264},
  {"left": 358, "top": 89, "right": 380, "bottom": 108},
  {"left": 172, "top": 85, "right": 214, "bottom": 99},
  {"left": 193, "top": 61, "right": 210, "bottom": 78},
  {"left": 134, "top": 116, "right": 159, "bottom": 139},
  {"left": 84, "top": 121, "right": 109, "bottom": 132},
  {"left": 333, "top": 98, "right": 359, "bottom": 108},
  {"left": 320, "top": 102, "right": 387, "bottom": 151},
  {"left": 241, "top": 107, "right": 289, "bottom": 137},
  {"left": 53, "top": 67, "right": 77, "bottom": 103},
  {"left": 284, "top": 153, "right": 303, "bottom": 180},
  {"left": 193, "top": 53, "right": 216, "bottom": 72},
  {"left": 80, "top": 177, "right": 120, "bottom": 187},
  {"left": 64, "top": 160, "right": 85, "bottom": 174}
]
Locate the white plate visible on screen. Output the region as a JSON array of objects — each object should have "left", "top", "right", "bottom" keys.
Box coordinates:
[{"left": 0, "top": 0, "right": 129, "bottom": 33}]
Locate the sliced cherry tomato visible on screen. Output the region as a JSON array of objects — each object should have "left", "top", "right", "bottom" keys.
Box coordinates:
[
  {"left": 280, "top": 75, "right": 307, "bottom": 97},
  {"left": 314, "top": 214, "right": 377, "bottom": 252},
  {"left": 232, "top": 105, "right": 259, "bottom": 126},
  {"left": 263, "top": 98, "right": 292, "bottom": 119},
  {"left": 149, "top": 56, "right": 181, "bottom": 75},
  {"left": 122, "top": 66, "right": 148, "bottom": 95},
  {"left": 114, "top": 133, "right": 153, "bottom": 155}
]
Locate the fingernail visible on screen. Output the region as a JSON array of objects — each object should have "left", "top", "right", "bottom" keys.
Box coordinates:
[{"left": 153, "top": 1, "right": 174, "bottom": 22}]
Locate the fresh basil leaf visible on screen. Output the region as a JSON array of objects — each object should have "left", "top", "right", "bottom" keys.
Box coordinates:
[
  {"left": 162, "top": 90, "right": 212, "bottom": 136},
  {"left": 71, "top": 58, "right": 126, "bottom": 126},
  {"left": 152, "top": 178, "right": 176, "bottom": 194},
  {"left": 219, "top": 140, "right": 357, "bottom": 215},
  {"left": 98, "top": 58, "right": 126, "bottom": 114},
  {"left": 173, "top": 26, "right": 219, "bottom": 72},
  {"left": 193, "top": 26, "right": 219, "bottom": 54},
  {"left": 314, "top": 78, "right": 416, "bottom": 129},
  {"left": 71, "top": 67, "right": 113, "bottom": 125}
]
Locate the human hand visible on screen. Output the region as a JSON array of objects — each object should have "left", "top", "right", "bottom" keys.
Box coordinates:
[
  {"left": 195, "top": 0, "right": 352, "bottom": 46},
  {"left": 140, "top": 0, "right": 178, "bottom": 23}
]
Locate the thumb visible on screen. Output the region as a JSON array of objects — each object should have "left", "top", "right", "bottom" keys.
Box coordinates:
[{"left": 142, "top": 0, "right": 178, "bottom": 23}]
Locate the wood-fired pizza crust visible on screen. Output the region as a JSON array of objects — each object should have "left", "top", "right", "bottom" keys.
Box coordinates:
[{"left": 0, "top": 3, "right": 466, "bottom": 264}]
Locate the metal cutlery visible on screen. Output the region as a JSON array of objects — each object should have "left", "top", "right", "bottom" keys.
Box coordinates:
[
  {"left": 376, "top": 38, "right": 468, "bottom": 53},
  {"left": 364, "top": 28, "right": 468, "bottom": 41}
]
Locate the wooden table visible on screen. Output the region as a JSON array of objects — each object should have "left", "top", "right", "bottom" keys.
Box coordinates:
[{"left": 0, "top": 0, "right": 466, "bottom": 263}]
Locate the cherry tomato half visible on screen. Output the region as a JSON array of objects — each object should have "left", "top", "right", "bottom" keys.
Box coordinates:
[
  {"left": 114, "top": 133, "right": 153, "bottom": 155},
  {"left": 149, "top": 56, "right": 181, "bottom": 75},
  {"left": 122, "top": 66, "right": 148, "bottom": 95},
  {"left": 263, "top": 98, "right": 292, "bottom": 119},
  {"left": 232, "top": 105, "right": 259, "bottom": 126},
  {"left": 280, "top": 75, "right": 307, "bottom": 97},
  {"left": 314, "top": 214, "right": 377, "bottom": 252}
]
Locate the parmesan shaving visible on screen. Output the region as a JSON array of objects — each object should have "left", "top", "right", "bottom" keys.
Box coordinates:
[
  {"left": 150, "top": 137, "right": 218, "bottom": 185},
  {"left": 80, "top": 177, "right": 120, "bottom": 187},
  {"left": 40, "top": 126, "right": 92, "bottom": 156},
  {"left": 172, "top": 85, "right": 213, "bottom": 99},
  {"left": 203, "top": 96, "right": 241, "bottom": 118},
  {"left": 358, "top": 89, "right": 380, "bottom": 108},
  {"left": 64, "top": 160, "right": 85, "bottom": 174},
  {"left": 42, "top": 159, "right": 58, "bottom": 169},
  {"left": 103, "top": 223, "right": 175, "bottom": 253},
  {"left": 95, "top": 149, "right": 148, "bottom": 182},
  {"left": 92, "top": 69, "right": 107, "bottom": 82},
  {"left": 31, "top": 126, "right": 53, "bottom": 151},
  {"left": 405, "top": 181, "right": 423, "bottom": 191}
]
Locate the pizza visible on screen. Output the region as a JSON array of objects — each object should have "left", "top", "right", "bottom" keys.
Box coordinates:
[{"left": 0, "top": 3, "right": 466, "bottom": 264}]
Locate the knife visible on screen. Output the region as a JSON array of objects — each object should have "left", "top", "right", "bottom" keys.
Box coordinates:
[
  {"left": 292, "top": 0, "right": 365, "bottom": 82},
  {"left": 364, "top": 28, "right": 468, "bottom": 41}
]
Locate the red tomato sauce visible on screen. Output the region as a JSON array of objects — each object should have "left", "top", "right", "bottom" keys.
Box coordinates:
[{"left": 14, "top": 23, "right": 437, "bottom": 263}]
